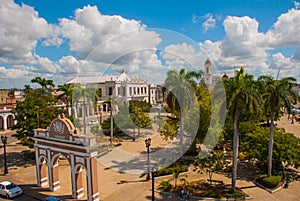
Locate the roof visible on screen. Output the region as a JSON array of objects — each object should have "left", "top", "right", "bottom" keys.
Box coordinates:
[
  {"left": 205, "top": 58, "right": 212, "bottom": 65},
  {"left": 0, "top": 181, "right": 12, "bottom": 185},
  {"left": 66, "top": 72, "right": 131, "bottom": 84}
]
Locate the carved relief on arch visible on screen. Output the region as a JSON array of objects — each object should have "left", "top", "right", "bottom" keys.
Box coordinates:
[{"left": 49, "top": 114, "right": 75, "bottom": 140}]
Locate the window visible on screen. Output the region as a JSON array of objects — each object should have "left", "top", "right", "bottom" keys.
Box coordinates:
[
  {"left": 118, "top": 87, "right": 121, "bottom": 95},
  {"left": 141, "top": 87, "right": 143, "bottom": 94},
  {"left": 108, "top": 87, "right": 113, "bottom": 96},
  {"left": 123, "top": 87, "right": 126, "bottom": 96},
  {"left": 129, "top": 87, "right": 132, "bottom": 95},
  {"left": 98, "top": 88, "right": 102, "bottom": 97},
  {"left": 137, "top": 87, "right": 140, "bottom": 94}
]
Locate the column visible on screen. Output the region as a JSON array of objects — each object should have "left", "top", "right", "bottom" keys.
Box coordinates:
[
  {"left": 35, "top": 147, "right": 41, "bottom": 187},
  {"left": 3, "top": 115, "right": 7, "bottom": 131},
  {"left": 86, "top": 157, "right": 99, "bottom": 201},
  {"left": 47, "top": 150, "right": 54, "bottom": 191}
]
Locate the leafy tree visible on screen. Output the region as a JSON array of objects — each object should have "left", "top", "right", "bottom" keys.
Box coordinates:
[
  {"left": 129, "top": 100, "right": 152, "bottom": 113},
  {"left": 160, "top": 116, "right": 180, "bottom": 141},
  {"left": 102, "top": 96, "right": 117, "bottom": 145},
  {"left": 12, "top": 89, "right": 65, "bottom": 147},
  {"left": 223, "top": 67, "right": 261, "bottom": 191},
  {"left": 258, "top": 76, "right": 297, "bottom": 176},
  {"left": 241, "top": 126, "right": 300, "bottom": 172},
  {"left": 31, "top": 77, "right": 55, "bottom": 91},
  {"left": 164, "top": 68, "right": 199, "bottom": 153},
  {"left": 57, "top": 83, "right": 75, "bottom": 116},
  {"left": 73, "top": 84, "right": 99, "bottom": 134},
  {"left": 194, "top": 149, "right": 231, "bottom": 184},
  {"left": 130, "top": 107, "right": 151, "bottom": 136}
]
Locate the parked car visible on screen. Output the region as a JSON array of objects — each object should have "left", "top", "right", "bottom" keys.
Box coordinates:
[
  {"left": 0, "top": 181, "right": 23, "bottom": 199},
  {"left": 88, "top": 119, "right": 99, "bottom": 125},
  {"left": 44, "top": 196, "right": 62, "bottom": 201}
]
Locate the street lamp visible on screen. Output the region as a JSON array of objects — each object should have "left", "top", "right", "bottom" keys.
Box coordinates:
[
  {"left": 1, "top": 135, "right": 8, "bottom": 175},
  {"left": 145, "top": 138, "right": 151, "bottom": 180}
]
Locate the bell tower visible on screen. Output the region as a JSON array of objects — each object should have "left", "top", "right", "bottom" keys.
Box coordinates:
[{"left": 205, "top": 58, "right": 212, "bottom": 85}]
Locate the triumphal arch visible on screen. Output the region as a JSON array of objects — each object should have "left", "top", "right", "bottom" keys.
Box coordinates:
[{"left": 32, "top": 114, "right": 99, "bottom": 201}]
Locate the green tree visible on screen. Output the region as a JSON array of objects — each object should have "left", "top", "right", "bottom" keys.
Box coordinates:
[
  {"left": 73, "top": 84, "right": 99, "bottom": 134},
  {"left": 194, "top": 149, "right": 231, "bottom": 184},
  {"left": 57, "top": 83, "right": 75, "bottom": 116},
  {"left": 241, "top": 126, "right": 300, "bottom": 172},
  {"left": 258, "top": 75, "right": 297, "bottom": 176},
  {"left": 164, "top": 68, "right": 199, "bottom": 153},
  {"left": 130, "top": 107, "right": 151, "bottom": 136},
  {"left": 103, "top": 96, "right": 117, "bottom": 145},
  {"left": 31, "top": 77, "right": 55, "bottom": 91},
  {"left": 224, "top": 67, "right": 261, "bottom": 191},
  {"left": 12, "top": 89, "right": 65, "bottom": 147}
]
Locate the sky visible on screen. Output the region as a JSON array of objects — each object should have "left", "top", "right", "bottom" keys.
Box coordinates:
[{"left": 1, "top": 0, "right": 300, "bottom": 88}]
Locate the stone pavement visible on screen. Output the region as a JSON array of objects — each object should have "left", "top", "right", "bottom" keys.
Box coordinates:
[{"left": 0, "top": 115, "right": 300, "bottom": 200}]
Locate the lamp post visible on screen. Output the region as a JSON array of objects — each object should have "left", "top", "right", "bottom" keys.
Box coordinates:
[
  {"left": 1, "top": 135, "right": 8, "bottom": 175},
  {"left": 145, "top": 138, "right": 151, "bottom": 180},
  {"left": 151, "top": 168, "right": 155, "bottom": 201}
]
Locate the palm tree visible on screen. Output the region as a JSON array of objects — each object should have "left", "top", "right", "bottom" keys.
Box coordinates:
[
  {"left": 73, "top": 84, "right": 99, "bottom": 134},
  {"left": 164, "top": 68, "right": 200, "bottom": 154},
  {"left": 57, "top": 84, "right": 75, "bottom": 116},
  {"left": 224, "top": 67, "right": 261, "bottom": 191},
  {"left": 31, "top": 77, "right": 55, "bottom": 91},
  {"left": 258, "top": 75, "right": 297, "bottom": 176},
  {"left": 103, "top": 96, "right": 117, "bottom": 145}
]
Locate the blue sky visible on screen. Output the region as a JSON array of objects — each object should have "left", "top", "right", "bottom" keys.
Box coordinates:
[{"left": 1, "top": 0, "right": 300, "bottom": 88}]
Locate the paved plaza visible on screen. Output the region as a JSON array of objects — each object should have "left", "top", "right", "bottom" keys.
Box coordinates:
[{"left": 0, "top": 115, "right": 300, "bottom": 200}]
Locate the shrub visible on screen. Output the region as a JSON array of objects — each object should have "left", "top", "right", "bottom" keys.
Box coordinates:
[
  {"left": 159, "top": 180, "right": 172, "bottom": 191},
  {"left": 258, "top": 175, "right": 282, "bottom": 188},
  {"left": 156, "top": 164, "right": 189, "bottom": 177}
]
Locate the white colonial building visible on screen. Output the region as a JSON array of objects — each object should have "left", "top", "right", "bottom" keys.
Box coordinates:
[{"left": 67, "top": 71, "right": 150, "bottom": 118}]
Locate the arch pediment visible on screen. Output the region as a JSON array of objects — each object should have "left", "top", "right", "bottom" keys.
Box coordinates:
[{"left": 49, "top": 114, "right": 75, "bottom": 140}]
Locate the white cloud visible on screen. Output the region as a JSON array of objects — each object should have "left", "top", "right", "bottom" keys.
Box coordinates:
[
  {"left": 0, "top": 0, "right": 49, "bottom": 64},
  {"left": 221, "top": 16, "right": 268, "bottom": 67},
  {"left": 266, "top": 9, "right": 300, "bottom": 47},
  {"left": 58, "top": 56, "right": 80, "bottom": 74},
  {"left": 57, "top": 5, "right": 162, "bottom": 71},
  {"left": 202, "top": 13, "right": 217, "bottom": 32},
  {"left": 294, "top": 1, "right": 300, "bottom": 9}
]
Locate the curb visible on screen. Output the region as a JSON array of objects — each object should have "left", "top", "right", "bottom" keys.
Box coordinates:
[{"left": 252, "top": 179, "right": 285, "bottom": 194}]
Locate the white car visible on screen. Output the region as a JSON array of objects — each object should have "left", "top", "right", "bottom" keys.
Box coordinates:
[
  {"left": 88, "top": 119, "right": 98, "bottom": 125},
  {"left": 0, "top": 181, "right": 23, "bottom": 198}
]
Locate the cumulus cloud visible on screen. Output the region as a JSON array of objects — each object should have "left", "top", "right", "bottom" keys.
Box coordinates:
[
  {"left": 266, "top": 9, "right": 300, "bottom": 47},
  {"left": 221, "top": 16, "right": 268, "bottom": 67},
  {"left": 202, "top": 13, "right": 217, "bottom": 32},
  {"left": 0, "top": 0, "right": 49, "bottom": 64},
  {"left": 58, "top": 56, "right": 80, "bottom": 74},
  {"left": 57, "top": 5, "right": 162, "bottom": 72}
]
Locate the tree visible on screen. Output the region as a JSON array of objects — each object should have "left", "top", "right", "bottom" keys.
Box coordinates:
[
  {"left": 258, "top": 75, "right": 297, "bottom": 176},
  {"left": 130, "top": 107, "right": 151, "bottom": 136},
  {"left": 73, "top": 84, "right": 99, "bottom": 134},
  {"left": 103, "top": 96, "right": 117, "bottom": 145},
  {"left": 164, "top": 68, "right": 199, "bottom": 154},
  {"left": 241, "top": 126, "right": 300, "bottom": 172},
  {"left": 223, "top": 67, "right": 261, "bottom": 191},
  {"left": 12, "top": 88, "right": 65, "bottom": 147},
  {"left": 31, "top": 77, "right": 55, "bottom": 91},
  {"left": 194, "top": 149, "right": 231, "bottom": 184},
  {"left": 57, "top": 83, "right": 75, "bottom": 116}
]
